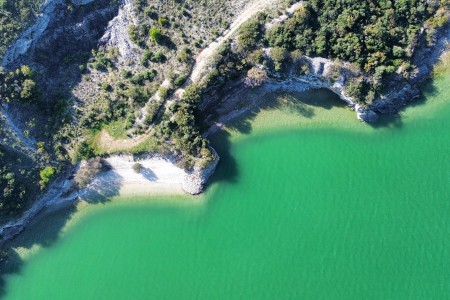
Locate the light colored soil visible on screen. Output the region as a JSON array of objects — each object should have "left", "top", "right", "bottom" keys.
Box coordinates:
[{"left": 97, "top": 130, "right": 150, "bottom": 152}]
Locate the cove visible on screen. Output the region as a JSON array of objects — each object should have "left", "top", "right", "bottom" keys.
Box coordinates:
[{"left": 1, "top": 71, "right": 450, "bottom": 298}]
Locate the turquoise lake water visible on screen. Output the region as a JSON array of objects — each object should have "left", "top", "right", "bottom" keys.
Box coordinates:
[{"left": 1, "top": 70, "right": 450, "bottom": 299}]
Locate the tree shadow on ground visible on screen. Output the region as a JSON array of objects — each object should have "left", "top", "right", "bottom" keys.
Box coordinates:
[
  {"left": 141, "top": 168, "right": 158, "bottom": 181},
  {"left": 79, "top": 171, "right": 122, "bottom": 204}
]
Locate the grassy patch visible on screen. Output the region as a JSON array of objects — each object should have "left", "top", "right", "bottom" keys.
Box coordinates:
[
  {"left": 86, "top": 130, "right": 106, "bottom": 156},
  {"left": 85, "top": 128, "right": 164, "bottom": 156},
  {"left": 131, "top": 136, "right": 163, "bottom": 154},
  {"left": 104, "top": 119, "right": 128, "bottom": 139}
]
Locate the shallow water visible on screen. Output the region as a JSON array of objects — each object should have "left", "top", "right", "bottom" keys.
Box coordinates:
[{"left": 1, "top": 72, "right": 450, "bottom": 299}]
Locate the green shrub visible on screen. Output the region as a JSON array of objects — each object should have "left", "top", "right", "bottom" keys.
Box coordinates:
[
  {"left": 40, "top": 167, "right": 56, "bottom": 185},
  {"left": 141, "top": 49, "right": 153, "bottom": 65},
  {"left": 238, "top": 19, "right": 262, "bottom": 50},
  {"left": 20, "top": 65, "right": 33, "bottom": 77},
  {"left": 144, "top": 100, "right": 162, "bottom": 125},
  {"left": 132, "top": 163, "right": 143, "bottom": 173},
  {"left": 74, "top": 141, "right": 95, "bottom": 162},
  {"left": 158, "top": 17, "right": 169, "bottom": 27},
  {"left": 121, "top": 70, "right": 132, "bottom": 78},
  {"left": 149, "top": 28, "right": 162, "bottom": 44},
  {"left": 159, "top": 87, "right": 171, "bottom": 100},
  {"left": 151, "top": 51, "right": 166, "bottom": 62},
  {"left": 177, "top": 47, "right": 192, "bottom": 63},
  {"left": 101, "top": 82, "right": 112, "bottom": 92},
  {"left": 128, "top": 24, "right": 139, "bottom": 43},
  {"left": 182, "top": 84, "right": 202, "bottom": 104},
  {"left": 174, "top": 74, "right": 188, "bottom": 86},
  {"left": 20, "top": 79, "right": 37, "bottom": 100},
  {"left": 270, "top": 47, "right": 288, "bottom": 71}
]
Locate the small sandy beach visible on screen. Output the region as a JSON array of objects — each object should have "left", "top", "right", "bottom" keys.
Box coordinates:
[{"left": 79, "top": 155, "right": 188, "bottom": 200}]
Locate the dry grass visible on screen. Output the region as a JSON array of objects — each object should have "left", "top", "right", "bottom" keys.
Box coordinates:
[{"left": 433, "top": 50, "right": 450, "bottom": 76}]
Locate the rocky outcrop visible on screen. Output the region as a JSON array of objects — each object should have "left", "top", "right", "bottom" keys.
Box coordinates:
[
  {"left": 99, "top": 0, "right": 140, "bottom": 65},
  {"left": 182, "top": 149, "right": 220, "bottom": 195},
  {"left": 3, "top": 0, "right": 119, "bottom": 69},
  {"left": 355, "top": 104, "right": 379, "bottom": 123},
  {"left": 201, "top": 54, "right": 382, "bottom": 130}
]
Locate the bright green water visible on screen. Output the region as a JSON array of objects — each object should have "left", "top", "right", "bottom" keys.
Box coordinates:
[{"left": 2, "top": 73, "right": 450, "bottom": 299}]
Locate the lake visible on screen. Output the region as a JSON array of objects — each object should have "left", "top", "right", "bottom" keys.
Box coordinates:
[{"left": 1, "top": 69, "right": 450, "bottom": 299}]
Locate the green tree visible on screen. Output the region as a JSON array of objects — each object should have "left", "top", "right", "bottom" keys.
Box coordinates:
[
  {"left": 237, "top": 19, "right": 261, "bottom": 50},
  {"left": 270, "top": 47, "right": 288, "bottom": 71},
  {"left": 40, "top": 167, "right": 56, "bottom": 184},
  {"left": 20, "top": 79, "right": 37, "bottom": 100},
  {"left": 149, "top": 28, "right": 162, "bottom": 44},
  {"left": 20, "top": 65, "right": 33, "bottom": 77}
]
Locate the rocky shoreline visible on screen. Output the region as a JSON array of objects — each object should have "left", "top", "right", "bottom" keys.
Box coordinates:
[
  {"left": 0, "top": 168, "right": 77, "bottom": 246},
  {"left": 0, "top": 152, "right": 219, "bottom": 246},
  {"left": 201, "top": 21, "right": 450, "bottom": 128}
]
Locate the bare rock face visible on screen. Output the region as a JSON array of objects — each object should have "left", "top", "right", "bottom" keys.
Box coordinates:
[
  {"left": 2, "top": 0, "right": 120, "bottom": 98},
  {"left": 182, "top": 149, "right": 220, "bottom": 195},
  {"left": 372, "top": 84, "right": 421, "bottom": 115},
  {"left": 4, "top": 0, "right": 118, "bottom": 68},
  {"left": 355, "top": 104, "right": 379, "bottom": 123},
  {"left": 99, "top": 0, "right": 140, "bottom": 65}
]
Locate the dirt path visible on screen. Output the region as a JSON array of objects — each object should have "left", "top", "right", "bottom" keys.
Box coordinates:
[{"left": 190, "top": 0, "right": 279, "bottom": 83}]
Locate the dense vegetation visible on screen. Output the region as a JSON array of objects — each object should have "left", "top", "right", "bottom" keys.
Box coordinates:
[
  {"left": 154, "top": 84, "right": 215, "bottom": 169},
  {"left": 265, "top": 0, "right": 449, "bottom": 75},
  {"left": 224, "top": 0, "right": 450, "bottom": 103},
  {"left": 0, "top": 65, "right": 45, "bottom": 217}
]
